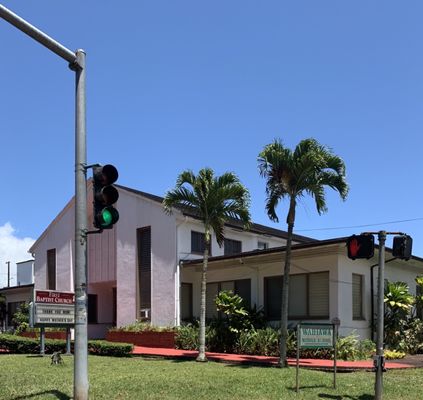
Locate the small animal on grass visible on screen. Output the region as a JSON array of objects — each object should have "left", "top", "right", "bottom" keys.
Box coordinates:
[{"left": 50, "top": 351, "right": 64, "bottom": 365}]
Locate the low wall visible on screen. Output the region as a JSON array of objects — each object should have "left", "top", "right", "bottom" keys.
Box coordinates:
[
  {"left": 106, "top": 331, "right": 175, "bottom": 348},
  {"left": 20, "top": 331, "right": 67, "bottom": 340}
]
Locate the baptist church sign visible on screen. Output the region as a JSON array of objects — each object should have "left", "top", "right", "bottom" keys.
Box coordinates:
[{"left": 30, "top": 290, "right": 75, "bottom": 327}]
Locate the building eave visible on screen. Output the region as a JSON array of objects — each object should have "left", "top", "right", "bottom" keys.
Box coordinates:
[{"left": 181, "top": 236, "right": 423, "bottom": 268}]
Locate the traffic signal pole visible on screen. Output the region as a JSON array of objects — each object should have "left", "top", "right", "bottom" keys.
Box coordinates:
[
  {"left": 375, "top": 231, "right": 386, "bottom": 400},
  {"left": 355, "top": 230, "right": 406, "bottom": 400},
  {"left": 73, "top": 49, "right": 89, "bottom": 400},
  {"left": 0, "top": 5, "right": 89, "bottom": 400}
]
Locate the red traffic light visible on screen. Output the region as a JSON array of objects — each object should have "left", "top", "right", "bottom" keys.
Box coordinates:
[{"left": 347, "top": 234, "right": 375, "bottom": 260}]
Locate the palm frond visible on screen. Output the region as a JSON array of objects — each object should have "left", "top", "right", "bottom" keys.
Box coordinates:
[
  {"left": 175, "top": 170, "right": 196, "bottom": 188},
  {"left": 162, "top": 186, "right": 199, "bottom": 214}
]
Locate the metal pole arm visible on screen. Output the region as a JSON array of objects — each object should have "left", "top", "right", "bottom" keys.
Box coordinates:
[{"left": 0, "top": 4, "right": 77, "bottom": 65}]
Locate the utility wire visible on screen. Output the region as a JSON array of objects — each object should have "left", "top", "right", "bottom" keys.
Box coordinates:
[{"left": 296, "top": 217, "right": 423, "bottom": 232}]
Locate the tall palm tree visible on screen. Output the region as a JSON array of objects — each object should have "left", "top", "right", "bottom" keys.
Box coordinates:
[
  {"left": 163, "top": 167, "right": 251, "bottom": 362},
  {"left": 258, "top": 138, "right": 348, "bottom": 367}
]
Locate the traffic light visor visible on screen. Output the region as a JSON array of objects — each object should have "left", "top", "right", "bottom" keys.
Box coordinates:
[
  {"left": 100, "top": 185, "right": 119, "bottom": 205},
  {"left": 94, "top": 164, "right": 118, "bottom": 186}
]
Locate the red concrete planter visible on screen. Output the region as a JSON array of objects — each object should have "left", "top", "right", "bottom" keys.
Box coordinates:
[
  {"left": 19, "top": 331, "right": 66, "bottom": 340},
  {"left": 106, "top": 330, "right": 175, "bottom": 348}
]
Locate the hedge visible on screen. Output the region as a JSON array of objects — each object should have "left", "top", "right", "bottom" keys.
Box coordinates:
[{"left": 0, "top": 334, "right": 133, "bottom": 357}]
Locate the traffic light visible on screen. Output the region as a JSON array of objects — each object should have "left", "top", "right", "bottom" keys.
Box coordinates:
[
  {"left": 347, "top": 234, "right": 375, "bottom": 260},
  {"left": 392, "top": 235, "right": 413, "bottom": 260},
  {"left": 92, "top": 164, "right": 119, "bottom": 230}
]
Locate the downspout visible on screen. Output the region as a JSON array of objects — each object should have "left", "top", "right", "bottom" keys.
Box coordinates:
[{"left": 370, "top": 257, "right": 396, "bottom": 341}]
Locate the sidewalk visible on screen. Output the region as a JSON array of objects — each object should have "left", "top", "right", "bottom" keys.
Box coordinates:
[{"left": 132, "top": 346, "right": 416, "bottom": 370}]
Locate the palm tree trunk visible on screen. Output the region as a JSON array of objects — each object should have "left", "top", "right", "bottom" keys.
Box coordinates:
[
  {"left": 196, "top": 241, "right": 209, "bottom": 362},
  {"left": 279, "top": 198, "right": 296, "bottom": 367}
]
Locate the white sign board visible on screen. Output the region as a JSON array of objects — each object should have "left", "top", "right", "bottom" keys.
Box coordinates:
[{"left": 34, "top": 303, "right": 75, "bottom": 325}]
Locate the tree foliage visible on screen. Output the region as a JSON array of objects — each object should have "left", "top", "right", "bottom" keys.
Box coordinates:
[
  {"left": 163, "top": 167, "right": 251, "bottom": 361},
  {"left": 258, "top": 138, "right": 348, "bottom": 366}
]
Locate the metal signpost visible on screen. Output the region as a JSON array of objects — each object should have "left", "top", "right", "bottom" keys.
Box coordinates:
[
  {"left": 0, "top": 5, "right": 89, "bottom": 399},
  {"left": 296, "top": 322, "right": 338, "bottom": 393}
]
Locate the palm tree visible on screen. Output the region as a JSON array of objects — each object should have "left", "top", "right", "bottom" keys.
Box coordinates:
[
  {"left": 258, "top": 138, "right": 348, "bottom": 367},
  {"left": 163, "top": 167, "right": 251, "bottom": 361}
]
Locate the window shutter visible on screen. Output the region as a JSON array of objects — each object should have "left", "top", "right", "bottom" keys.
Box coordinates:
[
  {"left": 137, "top": 227, "right": 151, "bottom": 319},
  {"left": 47, "top": 249, "right": 56, "bottom": 290},
  {"left": 308, "top": 272, "right": 329, "bottom": 317},
  {"left": 191, "top": 231, "right": 211, "bottom": 254},
  {"left": 352, "top": 274, "right": 363, "bottom": 319},
  {"left": 289, "top": 274, "right": 307, "bottom": 317},
  {"left": 235, "top": 279, "right": 251, "bottom": 309},
  {"left": 265, "top": 276, "right": 283, "bottom": 319},
  {"left": 206, "top": 283, "right": 219, "bottom": 320},
  {"left": 224, "top": 239, "right": 242, "bottom": 255},
  {"left": 181, "top": 283, "right": 192, "bottom": 320},
  {"left": 88, "top": 294, "right": 98, "bottom": 324}
]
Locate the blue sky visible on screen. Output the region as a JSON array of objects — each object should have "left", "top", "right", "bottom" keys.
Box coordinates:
[{"left": 1, "top": 1, "right": 422, "bottom": 285}]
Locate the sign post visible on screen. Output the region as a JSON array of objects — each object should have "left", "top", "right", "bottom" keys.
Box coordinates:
[{"left": 296, "top": 322, "right": 337, "bottom": 392}]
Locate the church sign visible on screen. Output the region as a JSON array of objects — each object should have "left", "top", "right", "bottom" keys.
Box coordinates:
[{"left": 30, "top": 290, "right": 75, "bottom": 327}]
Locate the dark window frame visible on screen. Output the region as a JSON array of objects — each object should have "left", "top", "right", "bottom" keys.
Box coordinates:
[
  {"left": 181, "top": 282, "right": 193, "bottom": 321},
  {"left": 352, "top": 273, "right": 364, "bottom": 320},
  {"left": 137, "top": 226, "right": 152, "bottom": 321},
  {"left": 264, "top": 272, "right": 330, "bottom": 320},
  {"left": 191, "top": 231, "right": 211, "bottom": 255},
  {"left": 88, "top": 294, "right": 98, "bottom": 324},
  {"left": 46, "top": 248, "right": 56, "bottom": 290},
  {"left": 257, "top": 241, "right": 269, "bottom": 250},
  {"left": 7, "top": 301, "right": 24, "bottom": 327},
  {"left": 224, "top": 238, "right": 242, "bottom": 256},
  {"left": 206, "top": 278, "right": 251, "bottom": 320}
]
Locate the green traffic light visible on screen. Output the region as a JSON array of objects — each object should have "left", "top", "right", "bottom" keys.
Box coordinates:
[
  {"left": 99, "top": 206, "right": 119, "bottom": 228},
  {"left": 102, "top": 209, "right": 113, "bottom": 226}
]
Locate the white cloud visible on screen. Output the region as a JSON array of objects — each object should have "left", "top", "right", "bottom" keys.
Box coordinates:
[{"left": 0, "top": 223, "right": 35, "bottom": 288}]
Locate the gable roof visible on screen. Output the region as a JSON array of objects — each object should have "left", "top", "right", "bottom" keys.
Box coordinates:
[
  {"left": 30, "top": 183, "right": 315, "bottom": 253},
  {"left": 117, "top": 184, "right": 315, "bottom": 243}
]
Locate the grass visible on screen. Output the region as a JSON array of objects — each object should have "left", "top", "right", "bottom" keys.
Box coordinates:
[{"left": 1, "top": 354, "right": 423, "bottom": 399}]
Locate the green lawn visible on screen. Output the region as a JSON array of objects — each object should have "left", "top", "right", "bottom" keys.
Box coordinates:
[{"left": 0, "top": 355, "right": 422, "bottom": 399}]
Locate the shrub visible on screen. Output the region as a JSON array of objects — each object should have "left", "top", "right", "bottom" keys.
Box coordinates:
[
  {"left": 88, "top": 340, "right": 133, "bottom": 357},
  {"left": 0, "top": 334, "right": 66, "bottom": 354},
  {"left": 110, "top": 321, "right": 175, "bottom": 333},
  {"left": 234, "top": 330, "right": 256, "bottom": 354},
  {"left": 384, "top": 281, "right": 415, "bottom": 349},
  {"left": 287, "top": 330, "right": 373, "bottom": 361},
  {"left": 175, "top": 324, "right": 199, "bottom": 350},
  {"left": 356, "top": 339, "right": 376, "bottom": 359},
  {"left": 336, "top": 333, "right": 360, "bottom": 360},
  {"left": 12, "top": 303, "right": 30, "bottom": 334},
  {"left": 253, "top": 327, "right": 279, "bottom": 356},
  {"left": 206, "top": 318, "right": 234, "bottom": 353},
  {"left": 384, "top": 349, "right": 406, "bottom": 360},
  {"left": 397, "top": 318, "right": 423, "bottom": 354},
  {"left": 179, "top": 323, "right": 375, "bottom": 360},
  {"left": 0, "top": 334, "right": 133, "bottom": 357},
  {"left": 234, "top": 328, "right": 279, "bottom": 356}
]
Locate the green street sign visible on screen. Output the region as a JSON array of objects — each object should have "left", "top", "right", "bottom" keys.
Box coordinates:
[{"left": 299, "top": 323, "right": 334, "bottom": 349}]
